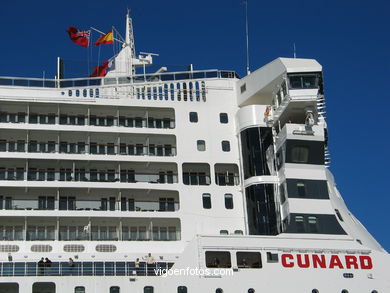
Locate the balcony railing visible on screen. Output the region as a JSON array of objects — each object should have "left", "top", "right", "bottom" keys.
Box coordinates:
[
  {"left": 1, "top": 198, "right": 179, "bottom": 212},
  {"left": 0, "top": 69, "right": 238, "bottom": 88},
  {"left": 0, "top": 111, "right": 175, "bottom": 129},
  {"left": 0, "top": 168, "right": 178, "bottom": 184},
  {"left": 0, "top": 261, "right": 174, "bottom": 277},
  {"left": 0, "top": 140, "right": 176, "bottom": 157}
]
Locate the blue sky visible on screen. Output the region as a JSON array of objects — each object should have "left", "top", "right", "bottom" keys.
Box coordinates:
[{"left": 0, "top": 0, "right": 389, "bottom": 251}]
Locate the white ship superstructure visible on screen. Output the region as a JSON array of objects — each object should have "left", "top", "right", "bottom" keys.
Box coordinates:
[{"left": 0, "top": 12, "right": 389, "bottom": 293}]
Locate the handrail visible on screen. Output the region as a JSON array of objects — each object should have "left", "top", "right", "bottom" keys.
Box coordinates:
[
  {"left": 0, "top": 69, "right": 239, "bottom": 89},
  {"left": 0, "top": 261, "right": 174, "bottom": 277}
]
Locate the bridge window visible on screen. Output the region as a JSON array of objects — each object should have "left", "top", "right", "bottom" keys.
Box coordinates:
[
  {"left": 288, "top": 73, "right": 321, "bottom": 89},
  {"left": 206, "top": 251, "right": 231, "bottom": 268},
  {"left": 236, "top": 252, "right": 262, "bottom": 268},
  {"left": 285, "top": 140, "right": 324, "bottom": 165}
]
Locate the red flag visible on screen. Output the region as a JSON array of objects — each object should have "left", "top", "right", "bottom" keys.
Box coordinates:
[
  {"left": 67, "top": 26, "right": 90, "bottom": 48},
  {"left": 89, "top": 60, "right": 112, "bottom": 77},
  {"left": 94, "top": 30, "right": 114, "bottom": 46}
]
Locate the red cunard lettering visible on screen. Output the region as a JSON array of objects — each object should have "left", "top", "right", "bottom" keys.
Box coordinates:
[
  {"left": 312, "top": 254, "right": 326, "bottom": 268},
  {"left": 345, "top": 255, "right": 359, "bottom": 269},
  {"left": 281, "top": 254, "right": 294, "bottom": 268},
  {"left": 280, "top": 254, "right": 373, "bottom": 269},
  {"left": 329, "top": 255, "right": 344, "bottom": 269},
  {"left": 297, "top": 254, "right": 310, "bottom": 268},
  {"left": 360, "top": 256, "right": 373, "bottom": 269}
]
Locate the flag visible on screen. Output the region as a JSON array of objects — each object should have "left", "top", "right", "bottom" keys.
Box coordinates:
[
  {"left": 66, "top": 26, "right": 90, "bottom": 48},
  {"left": 94, "top": 30, "right": 113, "bottom": 46},
  {"left": 89, "top": 59, "right": 113, "bottom": 77}
]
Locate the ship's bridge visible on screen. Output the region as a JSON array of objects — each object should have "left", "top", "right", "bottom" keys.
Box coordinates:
[{"left": 237, "top": 58, "right": 322, "bottom": 107}]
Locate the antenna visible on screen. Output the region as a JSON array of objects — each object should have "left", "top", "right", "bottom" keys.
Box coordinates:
[
  {"left": 244, "top": 0, "right": 250, "bottom": 75},
  {"left": 293, "top": 43, "right": 297, "bottom": 58}
]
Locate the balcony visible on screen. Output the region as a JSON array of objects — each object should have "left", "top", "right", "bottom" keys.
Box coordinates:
[
  {"left": 0, "top": 139, "right": 176, "bottom": 157},
  {"left": 0, "top": 109, "right": 175, "bottom": 129},
  {"left": 0, "top": 217, "right": 181, "bottom": 241}
]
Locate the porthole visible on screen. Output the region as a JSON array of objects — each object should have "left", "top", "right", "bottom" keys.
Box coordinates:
[
  {"left": 312, "top": 289, "right": 319, "bottom": 293},
  {"left": 248, "top": 289, "right": 255, "bottom": 293},
  {"left": 341, "top": 290, "right": 349, "bottom": 293},
  {"left": 216, "top": 289, "right": 223, "bottom": 293},
  {"left": 371, "top": 291, "right": 378, "bottom": 293}
]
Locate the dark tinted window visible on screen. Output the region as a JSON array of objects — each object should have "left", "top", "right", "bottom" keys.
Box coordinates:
[
  {"left": 224, "top": 194, "right": 233, "bottom": 209},
  {"left": 240, "top": 127, "right": 273, "bottom": 178},
  {"left": 288, "top": 73, "right": 321, "bottom": 89},
  {"left": 144, "top": 287, "right": 154, "bottom": 293},
  {"left": 205, "top": 251, "right": 231, "bottom": 268},
  {"left": 178, "top": 286, "right": 188, "bottom": 293},
  {"left": 189, "top": 112, "right": 198, "bottom": 122},
  {"left": 236, "top": 252, "right": 262, "bottom": 268},
  {"left": 286, "top": 179, "right": 329, "bottom": 199},
  {"left": 221, "top": 141, "right": 230, "bottom": 152},
  {"left": 285, "top": 140, "right": 324, "bottom": 165},
  {"left": 202, "top": 193, "right": 211, "bottom": 209},
  {"left": 219, "top": 113, "right": 228, "bottom": 123},
  {"left": 285, "top": 214, "right": 346, "bottom": 235}
]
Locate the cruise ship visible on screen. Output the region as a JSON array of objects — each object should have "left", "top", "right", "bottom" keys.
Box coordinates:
[{"left": 0, "top": 11, "right": 389, "bottom": 293}]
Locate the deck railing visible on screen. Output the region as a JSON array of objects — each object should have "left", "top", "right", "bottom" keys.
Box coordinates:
[{"left": 0, "top": 261, "right": 174, "bottom": 277}]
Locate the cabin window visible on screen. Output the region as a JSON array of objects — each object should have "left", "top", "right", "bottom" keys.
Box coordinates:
[
  {"left": 266, "top": 252, "right": 279, "bottom": 263},
  {"left": 285, "top": 140, "right": 324, "bottom": 165},
  {"left": 285, "top": 213, "right": 346, "bottom": 234},
  {"left": 237, "top": 252, "right": 262, "bottom": 268},
  {"left": 224, "top": 194, "right": 233, "bottom": 209},
  {"left": 110, "top": 286, "right": 120, "bottom": 293},
  {"left": 197, "top": 140, "right": 206, "bottom": 151},
  {"left": 189, "top": 112, "right": 198, "bottom": 123},
  {"left": 144, "top": 286, "right": 154, "bottom": 293},
  {"left": 202, "top": 193, "right": 211, "bottom": 209},
  {"left": 216, "top": 289, "right": 223, "bottom": 293},
  {"left": 291, "top": 146, "right": 309, "bottom": 163},
  {"left": 75, "top": 287, "right": 85, "bottom": 293},
  {"left": 220, "top": 230, "right": 228, "bottom": 235},
  {"left": 219, "top": 113, "right": 228, "bottom": 123},
  {"left": 297, "top": 182, "right": 306, "bottom": 197},
  {"left": 286, "top": 179, "right": 329, "bottom": 199},
  {"left": 206, "top": 251, "right": 231, "bottom": 268},
  {"left": 178, "top": 286, "right": 188, "bottom": 293},
  {"left": 248, "top": 289, "right": 255, "bottom": 293},
  {"left": 221, "top": 141, "right": 230, "bottom": 152}
]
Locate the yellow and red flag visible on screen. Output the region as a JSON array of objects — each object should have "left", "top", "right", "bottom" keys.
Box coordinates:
[{"left": 94, "top": 30, "right": 113, "bottom": 46}]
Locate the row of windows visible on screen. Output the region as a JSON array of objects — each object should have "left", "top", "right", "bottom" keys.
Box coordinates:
[
  {"left": 0, "top": 140, "right": 175, "bottom": 157},
  {"left": 0, "top": 196, "right": 178, "bottom": 212},
  {"left": 285, "top": 213, "right": 346, "bottom": 235},
  {"left": 189, "top": 112, "right": 228, "bottom": 124},
  {"left": 197, "top": 140, "right": 230, "bottom": 152},
  {"left": 205, "top": 251, "right": 262, "bottom": 268},
  {"left": 0, "top": 112, "right": 175, "bottom": 129},
  {"left": 202, "top": 193, "right": 233, "bottom": 209},
  {"left": 279, "top": 179, "right": 329, "bottom": 202},
  {"left": 0, "top": 224, "right": 180, "bottom": 241}
]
